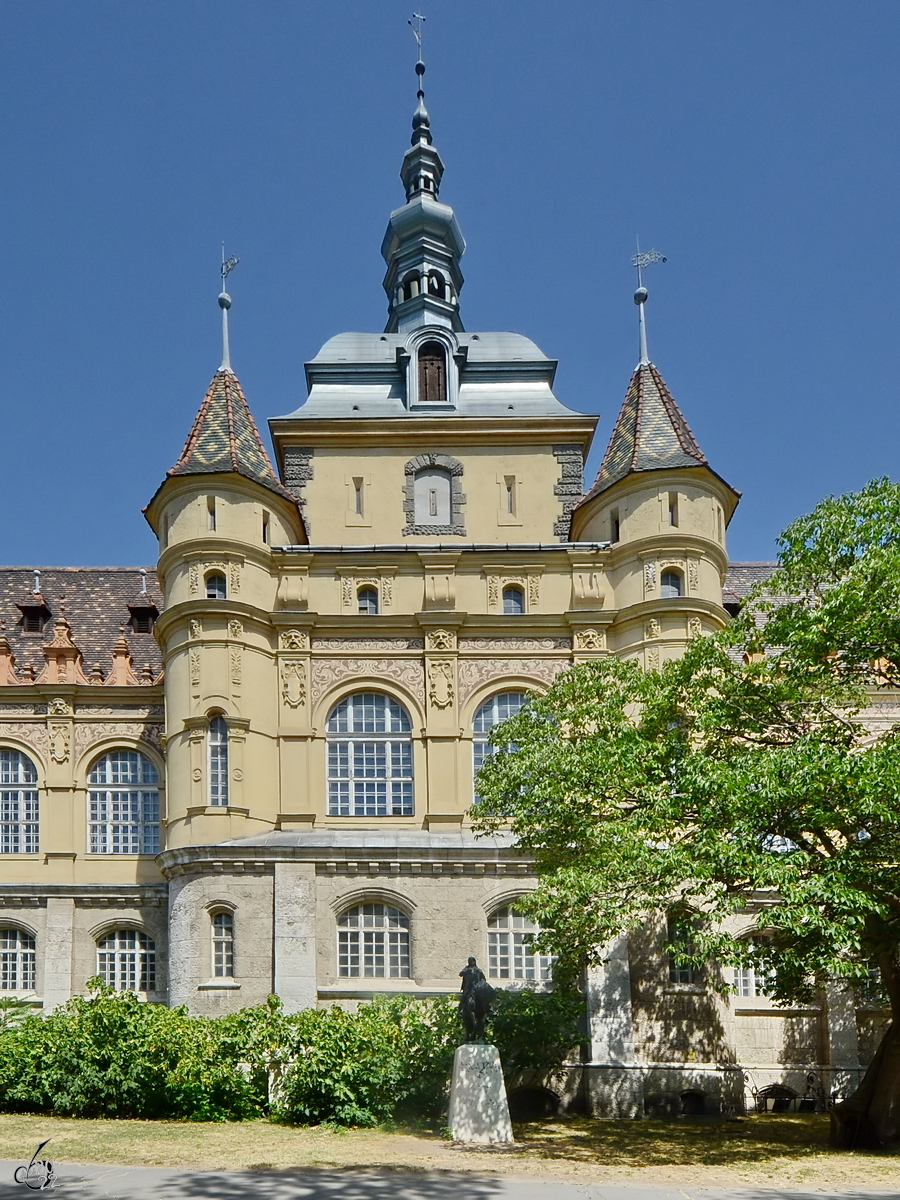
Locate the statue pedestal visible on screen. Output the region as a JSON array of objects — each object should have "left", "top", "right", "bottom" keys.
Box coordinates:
[{"left": 448, "top": 1043, "right": 515, "bottom": 1144}]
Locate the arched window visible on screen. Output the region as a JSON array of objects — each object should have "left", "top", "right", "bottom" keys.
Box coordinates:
[
  {"left": 88, "top": 750, "right": 160, "bottom": 855},
  {"left": 206, "top": 572, "right": 227, "bottom": 601},
  {"left": 734, "top": 939, "right": 774, "bottom": 997},
  {"left": 473, "top": 692, "right": 527, "bottom": 780},
  {"left": 211, "top": 911, "right": 234, "bottom": 978},
  {"left": 357, "top": 586, "right": 379, "bottom": 617},
  {"left": 97, "top": 929, "right": 156, "bottom": 992},
  {"left": 427, "top": 270, "right": 445, "bottom": 297},
  {"left": 418, "top": 341, "right": 447, "bottom": 402},
  {"left": 208, "top": 716, "right": 229, "bottom": 806},
  {"left": 503, "top": 586, "right": 525, "bottom": 615},
  {"left": 0, "top": 928, "right": 36, "bottom": 990},
  {"left": 327, "top": 692, "right": 413, "bottom": 817},
  {"left": 413, "top": 467, "right": 451, "bottom": 525},
  {"left": 0, "top": 749, "right": 39, "bottom": 854},
  {"left": 488, "top": 906, "right": 554, "bottom": 982},
  {"left": 661, "top": 570, "right": 683, "bottom": 598},
  {"left": 337, "top": 903, "right": 410, "bottom": 978}
]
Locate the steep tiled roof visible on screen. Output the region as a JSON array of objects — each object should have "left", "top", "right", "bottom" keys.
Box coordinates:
[
  {"left": 0, "top": 568, "right": 163, "bottom": 680},
  {"left": 169, "top": 369, "right": 297, "bottom": 504},
  {"left": 581, "top": 362, "right": 719, "bottom": 504},
  {"left": 723, "top": 561, "right": 778, "bottom": 608}
]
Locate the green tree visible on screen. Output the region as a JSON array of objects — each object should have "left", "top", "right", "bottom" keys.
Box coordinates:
[{"left": 472, "top": 478, "right": 900, "bottom": 1151}]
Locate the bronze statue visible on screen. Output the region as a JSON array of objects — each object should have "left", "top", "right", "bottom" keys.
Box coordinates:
[{"left": 458, "top": 956, "right": 495, "bottom": 1042}]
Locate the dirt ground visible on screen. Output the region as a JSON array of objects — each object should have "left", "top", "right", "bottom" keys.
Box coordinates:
[{"left": 0, "top": 1113, "right": 898, "bottom": 1190}]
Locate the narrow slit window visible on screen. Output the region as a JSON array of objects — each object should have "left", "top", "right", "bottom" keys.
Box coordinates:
[
  {"left": 207, "top": 496, "right": 217, "bottom": 532},
  {"left": 505, "top": 476, "right": 516, "bottom": 515},
  {"left": 611, "top": 508, "right": 620, "bottom": 544},
  {"left": 262, "top": 511, "right": 270, "bottom": 545},
  {"left": 429, "top": 488, "right": 438, "bottom": 518},
  {"left": 353, "top": 478, "right": 364, "bottom": 517},
  {"left": 668, "top": 493, "right": 679, "bottom": 527}
]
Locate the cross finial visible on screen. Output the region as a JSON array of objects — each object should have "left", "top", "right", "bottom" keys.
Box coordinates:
[
  {"left": 631, "top": 238, "right": 666, "bottom": 366},
  {"left": 409, "top": 13, "right": 425, "bottom": 65},
  {"left": 218, "top": 246, "right": 239, "bottom": 374}
]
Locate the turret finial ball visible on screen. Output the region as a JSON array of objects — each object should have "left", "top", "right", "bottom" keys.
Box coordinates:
[
  {"left": 415, "top": 60, "right": 425, "bottom": 76},
  {"left": 218, "top": 292, "right": 232, "bottom": 310},
  {"left": 634, "top": 286, "right": 648, "bottom": 305}
]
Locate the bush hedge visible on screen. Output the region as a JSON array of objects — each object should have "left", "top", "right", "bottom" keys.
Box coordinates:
[{"left": 0, "top": 980, "right": 582, "bottom": 1126}]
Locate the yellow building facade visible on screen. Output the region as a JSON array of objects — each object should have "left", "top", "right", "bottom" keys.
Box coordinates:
[{"left": 0, "top": 68, "right": 879, "bottom": 1119}]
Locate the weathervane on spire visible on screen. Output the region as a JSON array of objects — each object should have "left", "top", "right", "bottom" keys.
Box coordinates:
[
  {"left": 218, "top": 246, "right": 239, "bottom": 374},
  {"left": 631, "top": 239, "right": 666, "bottom": 366}
]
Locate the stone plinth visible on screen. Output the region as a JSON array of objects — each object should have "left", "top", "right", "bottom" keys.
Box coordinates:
[{"left": 448, "top": 1043, "right": 514, "bottom": 1144}]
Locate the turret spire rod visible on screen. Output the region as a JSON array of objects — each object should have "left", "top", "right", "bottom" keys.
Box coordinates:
[
  {"left": 631, "top": 240, "right": 666, "bottom": 367},
  {"left": 219, "top": 246, "right": 239, "bottom": 374}
]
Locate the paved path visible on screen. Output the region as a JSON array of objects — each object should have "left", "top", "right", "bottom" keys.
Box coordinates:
[{"left": 0, "top": 1161, "right": 896, "bottom": 1200}]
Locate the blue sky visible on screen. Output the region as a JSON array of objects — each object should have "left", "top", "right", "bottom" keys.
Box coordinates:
[{"left": 0, "top": 1, "right": 897, "bottom": 565}]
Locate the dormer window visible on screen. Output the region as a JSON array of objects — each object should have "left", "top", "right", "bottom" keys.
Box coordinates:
[
  {"left": 418, "top": 341, "right": 447, "bottom": 403},
  {"left": 129, "top": 606, "right": 158, "bottom": 635},
  {"left": 16, "top": 598, "right": 51, "bottom": 635}
]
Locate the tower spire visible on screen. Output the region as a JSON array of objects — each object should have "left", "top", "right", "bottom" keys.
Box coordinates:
[
  {"left": 631, "top": 242, "right": 666, "bottom": 367},
  {"left": 408, "top": 13, "right": 431, "bottom": 146},
  {"left": 218, "top": 248, "right": 239, "bottom": 374}
]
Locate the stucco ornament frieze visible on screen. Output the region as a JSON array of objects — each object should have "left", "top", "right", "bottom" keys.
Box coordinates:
[
  {"left": 427, "top": 661, "right": 454, "bottom": 709},
  {"left": 0, "top": 722, "right": 48, "bottom": 756},
  {"left": 574, "top": 629, "right": 605, "bottom": 651},
  {"left": 457, "top": 658, "right": 567, "bottom": 704},
  {"left": 280, "top": 630, "right": 309, "bottom": 651},
  {"left": 281, "top": 660, "right": 307, "bottom": 708},
  {"left": 460, "top": 637, "right": 570, "bottom": 651},
  {"left": 73, "top": 722, "right": 164, "bottom": 759},
  {"left": 426, "top": 629, "right": 456, "bottom": 652},
  {"left": 314, "top": 638, "right": 424, "bottom": 651},
  {"left": 310, "top": 659, "right": 425, "bottom": 706},
  {"left": 0, "top": 705, "right": 36, "bottom": 715}
]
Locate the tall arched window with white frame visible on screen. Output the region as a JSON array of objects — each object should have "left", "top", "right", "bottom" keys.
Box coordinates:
[
  {"left": 0, "top": 749, "right": 39, "bottom": 854},
  {"left": 327, "top": 693, "right": 413, "bottom": 817},
  {"left": 487, "top": 906, "right": 554, "bottom": 982},
  {"left": 97, "top": 929, "right": 156, "bottom": 993},
  {"left": 0, "top": 928, "right": 36, "bottom": 990},
  {"left": 337, "top": 903, "right": 410, "bottom": 978},
  {"left": 211, "top": 910, "right": 234, "bottom": 978},
  {"left": 87, "top": 750, "right": 160, "bottom": 854},
  {"left": 208, "top": 716, "right": 229, "bottom": 807}
]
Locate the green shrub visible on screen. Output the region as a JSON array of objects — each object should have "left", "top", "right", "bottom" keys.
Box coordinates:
[{"left": 0, "top": 982, "right": 582, "bottom": 1126}]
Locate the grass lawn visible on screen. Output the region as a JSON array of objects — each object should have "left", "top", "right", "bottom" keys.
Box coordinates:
[{"left": 0, "top": 1113, "right": 898, "bottom": 1188}]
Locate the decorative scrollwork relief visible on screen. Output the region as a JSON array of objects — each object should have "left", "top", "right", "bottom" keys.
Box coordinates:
[
  {"left": 310, "top": 659, "right": 425, "bottom": 706},
  {"left": 688, "top": 560, "right": 699, "bottom": 592},
  {"left": 341, "top": 577, "right": 354, "bottom": 607},
  {"left": 314, "top": 638, "right": 424, "bottom": 651},
  {"left": 528, "top": 576, "right": 541, "bottom": 608},
  {"left": 189, "top": 564, "right": 200, "bottom": 594},
  {"left": 644, "top": 562, "right": 657, "bottom": 592},
  {"left": 73, "top": 722, "right": 164, "bottom": 760},
  {"left": 646, "top": 647, "right": 660, "bottom": 671},
  {"left": 281, "top": 660, "right": 307, "bottom": 708},
  {"left": 0, "top": 723, "right": 48, "bottom": 756},
  {"left": 427, "top": 661, "right": 454, "bottom": 709},
  {"left": 190, "top": 649, "right": 201, "bottom": 687},
  {"left": 229, "top": 563, "right": 241, "bottom": 595},
  {"left": 458, "top": 637, "right": 570, "bottom": 651},
  {"left": 230, "top": 649, "right": 242, "bottom": 686},
  {"left": 381, "top": 576, "right": 393, "bottom": 607},
  {"left": 457, "top": 658, "right": 568, "bottom": 704},
  {"left": 48, "top": 722, "right": 70, "bottom": 764}
]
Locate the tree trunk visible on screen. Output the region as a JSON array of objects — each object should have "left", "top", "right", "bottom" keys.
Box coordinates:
[{"left": 830, "top": 940, "right": 900, "bottom": 1149}]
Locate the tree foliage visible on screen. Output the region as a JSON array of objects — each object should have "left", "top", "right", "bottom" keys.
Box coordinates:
[{"left": 471, "top": 478, "right": 900, "bottom": 1148}]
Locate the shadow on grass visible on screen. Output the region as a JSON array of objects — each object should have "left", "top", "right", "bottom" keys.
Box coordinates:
[{"left": 509, "top": 1114, "right": 841, "bottom": 1167}]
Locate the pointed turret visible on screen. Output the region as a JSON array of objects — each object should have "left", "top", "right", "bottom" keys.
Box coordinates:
[
  {"left": 166, "top": 368, "right": 297, "bottom": 505},
  {"left": 381, "top": 53, "right": 465, "bottom": 334}
]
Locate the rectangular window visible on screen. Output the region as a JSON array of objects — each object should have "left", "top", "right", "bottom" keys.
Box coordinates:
[
  {"left": 611, "top": 508, "right": 620, "bottom": 544},
  {"left": 207, "top": 496, "right": 217, "bottom": 532},
  {"left": 668, "top": 493, "right": 679, "bottom": 527}
]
